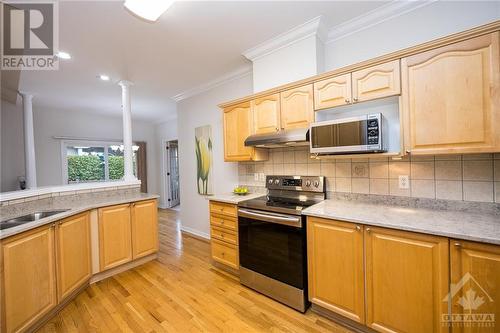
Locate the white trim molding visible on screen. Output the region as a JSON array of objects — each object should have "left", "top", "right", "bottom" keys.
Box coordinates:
[
  {"left": 243, "top": 15, "right": 328, "bottom": 62},
  {"left": 326, "top": 0, "right": 437, "bottom": 43},
  {"left": 180, "top": 225, "right": 210, "bottom": 240},
  {"left": 171, "top": 64, "right": 252, "bottom": 103}
]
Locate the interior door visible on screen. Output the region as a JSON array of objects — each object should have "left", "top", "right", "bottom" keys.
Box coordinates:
[{"left": 166, "top": 140, "right": 180, "bottom": 208}]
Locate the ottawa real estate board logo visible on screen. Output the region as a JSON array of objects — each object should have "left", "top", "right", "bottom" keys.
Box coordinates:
[{"left": 1, "top": 0, "right": 59, "bottom": 70}]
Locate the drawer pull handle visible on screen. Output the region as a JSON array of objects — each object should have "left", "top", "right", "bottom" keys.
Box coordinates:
[
  {"left": 454, "top": 242, "right": 461, "bottom": 247},
  {"left": 366, "top": 228, "right": 371, "bottom": 233}
]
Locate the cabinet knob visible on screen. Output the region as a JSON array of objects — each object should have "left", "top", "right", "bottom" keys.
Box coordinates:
[
  {"left": 281, "top": 127, "right": 285, "bottom": 130},
  {"left": 345, "top": 98, "right": 350, "bottom": 103},
  {"left": 356, "top": 225, "right": 361, "bottom": 231},
  {"left": 454, "top": 242, "right": 461, "bottom": 247},
  {"left": 366, "top": 227, "right": 371, "bottom": 233},
  {"left": 276, "top": 127, "right": 279, "bottom": 132},
  {"left": 405, "top": 150, "right": 411, "bottom": 154},
  {"left": 353, "top": 97, "right": 359, "bottom": 102}
]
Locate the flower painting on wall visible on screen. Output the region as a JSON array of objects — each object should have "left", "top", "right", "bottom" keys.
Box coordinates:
[{"left": 195, "top": 125, "right": 213, "bottom": 195}]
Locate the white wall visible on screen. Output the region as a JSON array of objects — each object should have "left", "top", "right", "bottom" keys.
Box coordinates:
[
  {"left": 177, "top": 74, "right": 253, "bottom": 238},
  {"left": 32, "top": 107, "right": 160, "bottom": 195},
  {"left": 324, "top": 1, "right": 500, "bottom": 70},
  {"left": 252, "top": 36, "right": 324, "bottom": 92},
  {"left": 155, "top": 117, "right": 178, "bottom": 208},
  {"left": 1, "top": 100, "right": 25, "bottom": 192}
]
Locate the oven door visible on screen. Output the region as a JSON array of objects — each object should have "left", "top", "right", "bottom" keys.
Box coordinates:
[{"left": 238, "top": 208, "right": 306, "bottom": 289}]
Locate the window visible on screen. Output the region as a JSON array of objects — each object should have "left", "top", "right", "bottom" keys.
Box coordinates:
[{"left": 63, "top": 141, "right": 139, "bottom": 184}]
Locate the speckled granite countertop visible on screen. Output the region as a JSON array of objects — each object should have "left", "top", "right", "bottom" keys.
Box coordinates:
[
  {"left": 206, "top": 193, "right": 264, "bottom": 204},
  {"left": 0, "top": 192, "right": 159, "bottom": 240},
  {"left": 303, "top": 199, "right": 500, "bottom": 245}
]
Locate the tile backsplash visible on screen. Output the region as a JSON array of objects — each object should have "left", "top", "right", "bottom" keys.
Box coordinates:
[{"left": 238, "top": 147, "right": 500, "bottom": 204}]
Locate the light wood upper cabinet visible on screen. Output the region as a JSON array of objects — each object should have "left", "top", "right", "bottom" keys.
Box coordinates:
[
  {"left": 1, "top": 225, "right": 57, "bottom": 333},
  {"left": 131, "top": 200, "right": 159, "bottom": 259},
  {"left": 314, "top": 74, "right": 352, "bottom": 110},
  {"left": 223, "top": 102, "right": 268, "bottom": 162},
  {"left": 280, "top": 84, "right": 314, "bottom": 130},
  {"left": 450, "top": 240, "right": 500, "bottom": 333},
  {"left": 56, "top": 212, "right": 91, "bottom": 301},
  {"left": 365, "top": 227, "right": 449, "bottom": 333},
  {"left": 253, "top": 93, "right": 281, "bottom": 134},
  {"left": 98, "top": 204, "right": 132, "bottom": 271},
  {"left": 307, "top": 217, "right": 365, "bottom": 323},
  {"left": 352, "top": 60, "right": 401, "bottom": 102},
  {"left": 401, "top": 32, "right": 500, "bottom": 155}
]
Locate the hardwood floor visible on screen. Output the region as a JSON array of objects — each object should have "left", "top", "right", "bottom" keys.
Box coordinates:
[{"left": 38, "top": 209, "right": 353, "bottom": 333}]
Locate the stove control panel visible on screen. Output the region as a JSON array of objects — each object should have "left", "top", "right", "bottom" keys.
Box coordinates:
[{"left": 266, "top": 175, "right": 325, "bottom": 192}]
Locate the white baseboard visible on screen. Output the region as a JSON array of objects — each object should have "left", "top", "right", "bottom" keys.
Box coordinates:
[{"left": 180, "top": 225, "right": 210, "bottom": 240}]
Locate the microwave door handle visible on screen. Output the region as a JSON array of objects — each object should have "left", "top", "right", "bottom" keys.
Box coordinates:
[{"left": 238, "top": 208, "right": 302, "bottom": 228}]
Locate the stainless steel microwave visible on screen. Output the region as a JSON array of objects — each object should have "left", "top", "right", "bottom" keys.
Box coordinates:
[{"left": 310, "top": 113, "right": 385, "bottom": 155}]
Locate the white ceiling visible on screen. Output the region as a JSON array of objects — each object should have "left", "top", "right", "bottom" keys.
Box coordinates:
[{"left": 18, "top": 1, "right": 389, "bottom": 123}]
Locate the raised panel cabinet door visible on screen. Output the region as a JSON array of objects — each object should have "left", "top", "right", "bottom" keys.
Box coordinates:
[
  {"left": 365, "top": 227, "right": 449, "bottom": 333},
  {"left": 401, "top": 32, "right": 500, "bottom": 155},
  {"left": 253, "top": 93, "right": 281, "bottom": 134},
  {"left": 98, "top": 204, "right": 132, "bottom": 271},
  {"left": 314, "top": 74, "right": 352, "bottom": 110},
  {"left": 131, "top": 200, "right": 159, "bottom": 259},
  {"left": 2, "top": 225, "right": 57, "bottom": 333},
  {"left": 449, "top": 240, "right": 500, "bottom": 333},
  {"left": 280, "top": 84, "right": 314, "bottom": 130},
  {"left": 56, "top": 212, "right": 91, "bottom": 301},
  {"left": 352, "top": 60, "right": 401, "bottom": 102},
  {"left": 223, "top": 102, "right": 254, "bottom": 161},
  {"left": 307, "top": 217, "right": 365, "bottom": 323}
]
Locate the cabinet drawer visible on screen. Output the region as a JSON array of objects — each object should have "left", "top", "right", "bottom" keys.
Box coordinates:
[
  {"left": 211, "top": 226, "right": 238, "bottom": 245},
  {"left": 211, "top": 239, "right": 238, "bottom": 269},
  {"left": 210, "top": 213, "right": 237, "bottom": 231},
  {"left": 210, "top": 201, "right": 237, "bottom": 217}
]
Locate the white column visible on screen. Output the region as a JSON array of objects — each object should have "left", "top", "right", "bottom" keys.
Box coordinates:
[
  {"left": 118, "top": 80, "right": 136, "bottom": 181},
  {"left": 19, "top": 92, "right": 37, "bottom": 189}
]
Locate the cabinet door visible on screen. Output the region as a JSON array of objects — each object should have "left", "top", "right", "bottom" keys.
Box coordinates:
[
  {"left": 307, "top": 217, "right": 365, "bottom": 323},
  {"left": 223, "top": 102, "right": 254, "bottom": 161},
  {"left": 2, "top": 226, "right": 57, "bottom": 333},
  {"left": 56, "top": 212, "right": 91, "bottom": 300},
  {"left": 131, "top": 200, "right": 159, "bottom": 259},
  {"left": 253, "top": 93, "right": 280, "bottom": 134},
  {"left": 98, "top": 204, "right": 132, "bottom": 271},
  {"left": 450, "top": 240, "right": 500, "bottom": 333},
  {"left": 314, "top": 74, "right": 352, "bottom": 110},
  {"left": 280, "top": 84, "right": 314, "bottom": 130},
  {"left": 352, "top": 60, "right": 400, "bottom": 102},
  {"left": 402, "top": 32, "right": 500, "bottom": 155},
  {"left": 365, "top": 227, "right": 449, "bottom": 333}
]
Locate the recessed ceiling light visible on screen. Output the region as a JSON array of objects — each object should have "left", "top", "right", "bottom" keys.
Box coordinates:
[
  {"left": 124, "top": 0, "right": 174, "bottom": 22},
  {"left": 56, "top": 51, "right": 71, "bottom": 59},
  {"left": 98, "top": 74, "right": 110, "bottom": 81}
]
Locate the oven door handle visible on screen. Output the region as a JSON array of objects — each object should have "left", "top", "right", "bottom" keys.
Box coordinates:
[{"left": 238, "top": 208, "right": 302, "bottom": 228}]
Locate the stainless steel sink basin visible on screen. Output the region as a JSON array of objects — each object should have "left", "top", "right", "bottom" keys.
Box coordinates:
[{"left": 0, "top": 209, "right": 70, "bottom": 230}]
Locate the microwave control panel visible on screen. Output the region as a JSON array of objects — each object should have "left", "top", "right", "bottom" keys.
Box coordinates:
[{"left": 367, "top": 118, "right": 379, "bottom": 145}]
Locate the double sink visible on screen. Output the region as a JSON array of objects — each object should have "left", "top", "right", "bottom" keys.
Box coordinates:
[{"left": 0, "top": 210, "right": 70, "bottom": 230}]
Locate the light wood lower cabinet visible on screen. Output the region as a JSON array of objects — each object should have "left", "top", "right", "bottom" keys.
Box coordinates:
[
  {"left": 450, "top": 240, "right": 500, "bottom": 333},
  {"left": 365, "top": 227, "right": 449, "bottom": 333},
  {"left": 98, "top": 204, "right": 133, "bottom": 271},
  {"left": 209, "top": 201, "right": 239, "bottom": 270},
  {"left": 307, "top": 217, "right": 365, "bottom": 323},
  {"left": 55, "top": 212, "right": 91, "bottom": 300},
  {"left": 131, "top": 199, "right": 159, "bottom": 259},
  {"left": 1, "top": 225, "right": 57, "bottom": 333}
]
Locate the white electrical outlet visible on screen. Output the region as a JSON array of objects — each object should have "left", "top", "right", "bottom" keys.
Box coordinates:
[
  {"left": 399, "top": 175, "right": 409, "bottom": 189},
  {"left": 254, "top": 173, "right": 259, "bottom": 181}
]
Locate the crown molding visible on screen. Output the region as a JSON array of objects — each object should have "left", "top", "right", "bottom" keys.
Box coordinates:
[
  {"left": 326, "top": 0, "right": 437, "bottom": 43},
  {"left": 171, "top": 64, "right": 252, "bottom": 103},
  {"left": 243, "top": 15, "right": 327, "bottom": 62}
]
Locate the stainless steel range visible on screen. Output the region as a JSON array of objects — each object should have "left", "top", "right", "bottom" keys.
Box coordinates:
[{"left": 238, "top": 175, "right": 326, "bottom": 312}]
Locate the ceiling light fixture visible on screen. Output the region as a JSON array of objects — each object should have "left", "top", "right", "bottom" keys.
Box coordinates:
[
  {"left": 124, "top": 0, "right": 174, "bottom": 22},
  {"left": 56, "top": 51, "right": 71, "bottom": 59},
  {"left": 99, "top": 74, "right": 110, "bottom": 81}
]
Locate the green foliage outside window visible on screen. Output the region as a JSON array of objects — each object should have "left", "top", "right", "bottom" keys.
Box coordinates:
[
  {"left": 109, "top": 156, "right": 125, "bottom": 180},
  {"left": 67, "top": 155, "right": 104, "bottom": 182}
]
